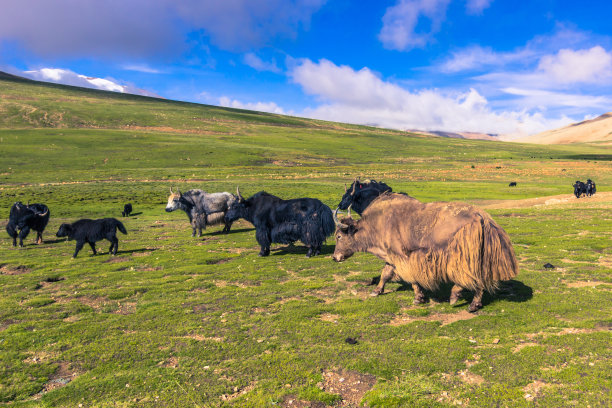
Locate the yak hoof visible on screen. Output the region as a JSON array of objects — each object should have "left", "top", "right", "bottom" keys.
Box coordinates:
[
  {"left": 449, "top": 295, "right": 461, "bottom": 305},
  {"left": 413, "top": 295, "right": 427, "bottom": 305},
  {"left": 370, "top": 290, "right": 382, "bottom": 297},
  {"left": 468, "top": 302, "right": 482, "bottom": 313}
]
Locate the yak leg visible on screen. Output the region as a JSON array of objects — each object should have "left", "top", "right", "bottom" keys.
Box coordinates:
[
  {"left": 36, "top": 231, "right": 43, "bottom": 244},
  {"left": 468, "top": 288, "right": 484, "bottom": 313},
  {"left": 88, "top": 242, "right": 97, "bottom": 255},
  {"left": 191, "top": 221, "right": 197, "bottom": 237},
  {"left": 370, "top": 263, "right": 395, "bottom": 296},
  {"left": 18, "top": 226, "right": 30, "bottom": 247},
  {"left": 73, "top": 241, "right": 85, "bottom": 258},
  {"left": 412, "top": 283, "right": 427, "bottom": 304},
  {"left": 449, "top": 284, "right": 464, "bottom": 305},
  {"left": 255, "top": 228, "right": 271, "bottom": 257},
  {"left": 7, "top": 225, "right": 18, "bottom": 247},
  {"left": 223, "top": 220, "right": 233, "bottom": 233},
  {"left": 109, "top": 236, "right": 119, "bottom": 255}
]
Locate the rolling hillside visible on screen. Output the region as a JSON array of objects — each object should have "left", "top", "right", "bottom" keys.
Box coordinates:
[
  {"left": 516, "top": 112, "right": 612, "bottom": 144},
  {"left": 1, "top": 72, "right": 611, "bottom": 407}
]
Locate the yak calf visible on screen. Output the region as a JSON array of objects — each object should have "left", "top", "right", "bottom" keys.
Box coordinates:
[{"left": 56, "top": 218, "right": 127, "bottom": 258}]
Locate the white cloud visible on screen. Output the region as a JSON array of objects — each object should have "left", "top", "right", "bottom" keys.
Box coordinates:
[
  {"left": 536, "top": 46, "right": 612, "bottom": 85},
  {"left": 290, "top": 58, "right": 573, "bottom": 136},
  {"left": 122, "top": 64, "right": 164, "bottom": 74},
  {"left": 440, "top": 45, "right": 533, "bottom": 73},
  {"left": 20, "top": 68, "right": 159, "bottom": 97},
  {"left": 243, "top": 53, "right": 282, "bottom": 73},
  {"left": 219, "top": 96, "right": 286, "bottom": 115},
  {"left": 379, "top": 0, "right": 451, "bottom": 51},
  {"left": 501, "top": 87, "right": 612, "bottom": 110},
  {"left": 465, "top": 0, "right": 492, "bottom": 15}
]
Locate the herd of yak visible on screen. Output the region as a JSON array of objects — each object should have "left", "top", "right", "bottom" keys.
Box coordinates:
[{"left": 4, "top": 178, "right": 597, "bottom": 312}]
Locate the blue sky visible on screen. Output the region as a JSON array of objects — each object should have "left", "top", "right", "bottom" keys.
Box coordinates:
[{"left": 1, "top": 0, "right": 612, "bottom": 136}]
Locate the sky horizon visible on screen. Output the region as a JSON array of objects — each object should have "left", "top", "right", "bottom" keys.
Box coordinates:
[{"left": 2, "top": 0, "right": 611, "bottom": 137}]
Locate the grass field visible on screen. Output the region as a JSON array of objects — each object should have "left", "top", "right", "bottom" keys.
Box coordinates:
[{"left": 1, "top": 74, "right": 611, "bottom": 407}]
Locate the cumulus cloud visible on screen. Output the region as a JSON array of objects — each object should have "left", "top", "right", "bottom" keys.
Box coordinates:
[
  {"left": 219, "top": 96, "right": 286, "bottom": 115},
  {"left": 290, "top": 58, "right": 573, "bottom": 136},
  {"left": 243, "top": 53, "right": 282, "bottom": 73},
  {"left": 379, "top": 0, "right": 451, "bottom": 51},
  {"left": 19, "top": 68, "right": 159, "bottom": 97},
  {"left": 0, "top": 0, "right": 326, "bottom": 58},
  {"left": 536, "top": 46, "right": 612, "bottom": 85}
]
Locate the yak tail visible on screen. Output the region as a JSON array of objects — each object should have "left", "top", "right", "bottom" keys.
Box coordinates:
[
  {"left": 114, "top": 219, "right": 128, "bottom": 235},
  {"left": 300, "top": 204, "right": 335, "bottom": 247},
  {"left": 479, "top": 215, "right": 519, "bottom": 292},
  {"left": 319, "top": 204, "right": 335, "bottom": 239}
]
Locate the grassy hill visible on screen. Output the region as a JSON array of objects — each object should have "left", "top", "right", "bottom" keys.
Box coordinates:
[{"left": 1, "top": 74, "right": 611, "bottom": 407}]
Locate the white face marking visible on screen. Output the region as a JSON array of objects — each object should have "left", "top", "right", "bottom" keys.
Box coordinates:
[{"left": 165, "top": 193, "right": 180, "bottom": 211}]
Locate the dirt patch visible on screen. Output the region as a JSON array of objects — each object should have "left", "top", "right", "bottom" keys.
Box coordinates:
[
  {"left": 132, "top": 251, "right": 153, "bottom": 257},
  {"left": 161, "top": 356, "right": 178, "bottom": 369},
  {"left": 319, "top": 313, "right": 341, "bottom": 323},
  {"left": 389, "top": 309, "right": 477, "bottom": 326},
  {"left": 281, "top": 395, "right": 326, "bottom": 408},
  {"left": 220, "top": 382, "right": 257, "bottom": 402},
  {"left": 0, "top": 264, "right": 31, "bottom": 275},
  {"left": 457, "top": 369, "right": 485, "bottom": 385},
  {"left": 598, "top": 255, "right": 612, "bottom": 268},
  {"left": 112, "top": 301, "right": 137, "bottom": 315},
  {"left": 512, "top": 342, "right": 540, "bottom": 353},
  {"left": 182, "top": 334, "right": 224, "bottom": 342},
  {"left": 562, "top": 280, "right": 608, "bottom": 288},
  {"left": 205, "top": 258, "right": 232, "bottom": 265},
  {"left": 523, "top": 380, "right": 553, "bottom": 401},
  {"left": 320, "top": 370, "right": 377, "bottom": 407},
  {"left": 478, "top": 191, "right": 612, "bottom": 210},
  {"left": 37, "top": 362, "right": 81, "bottom": 396}
]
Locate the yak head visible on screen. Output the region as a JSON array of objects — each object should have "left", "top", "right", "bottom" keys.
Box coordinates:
[
  {"left": 224, "top": 186, "right": 249, "bottom": 223},
  {"left": 56, "top": 223, "right": 73, "bottom": 239},
  {"left": 337, "top": 178, "right": 363, "bottom": 210},
  {"left": 165, "top": 187, "right": 182, "bottom": 212},
  {"left": 332, "top": 207, "right": 359, "bottom": 262}
]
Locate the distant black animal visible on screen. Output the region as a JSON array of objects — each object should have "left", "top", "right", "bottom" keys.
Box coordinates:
[
  {"left": 122, "top": 203, "right": 133, "bottom": 217},
  {"left": 573, "top": 181, "right": 587, "bottom": 198},
  {"left": 225, "top": 188, "right": 335, "bottom": 257},
  {"left": 337, "top": 178, "right": 393, "bottom": 216},
  {"left": 508, "top": 182, "right": 517, "bottom": 187},
  {"left": 543, "top": 263, "right": 555, "bottom": 269},
  {"left": 56, "top": 218, "right": 127, "bottom": 258},
  {"left": 586, "top": 179, "right": 596, "bottom": 197},
  {"left": 165, "top": 188, "right": 236, "bottom": 236},
  {"left": 6, "top": 202, "right": 50, "bottom": 247}
]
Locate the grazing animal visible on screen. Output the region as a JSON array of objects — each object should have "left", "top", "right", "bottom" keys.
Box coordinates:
[
  {"left": 333, "top": 193, "right": 519, "bottom": 312},
  {"left": 508, "top": 182, "right": 517, "bottom": 187},
  {"left": 573, "top": 181, "right": 587, "bottom": 198},
  {"left": 337, "top": 178, "right": 393, "bottom": 216},
  {"left": 165, "top": 188, "right": 236, "bottom": 236},
  {"left": 586, "top": 179, "right": 596, "bottom": 197},
  {"left": 224, "top": 188, "right": 335, "bottom": 257},
  {"left": 122, "top": 203, "right": 133, "bottom": 217},
  {"left": 543, "top": 263, "right": 555, "bottom": 269},
  {"left": 56, "top": 218, "right": 127, "bottom": 258},
  {"left": 6, "top": 202, "right": 50, "bottom": 247}
]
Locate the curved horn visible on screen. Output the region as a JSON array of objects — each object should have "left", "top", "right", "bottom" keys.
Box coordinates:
[
  {"left": 170, "top": 187, "right": 174, "bottom": 194},
  {"left": 350, "top": 178, "right": 357, "bottom": 195},
  {"left": 333, "top": 207, "right": 340, "bottom": 226},
  {"left": 236, "top": 186, "right": 244, "bottom": 201},
  {"left": 347, "top": 204, "right": 353, "bottom": 218},
  {"left": 177, "top": 188, "right": 182, "bottom": 196},
  {"left": 344, "top": 183, "right": 348, "bottom": 192},
  {"left": 38, "top": 210, "right": 49, "bottom": 217}
]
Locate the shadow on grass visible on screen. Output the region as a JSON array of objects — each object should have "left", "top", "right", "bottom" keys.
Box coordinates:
[
  {"left": 272, "top": 243, "right": 335, "bottom": 256},
  {"left": 373, "top": 278, "right": 533, "bottom": 308},
  {"left": 114, "top": 248, "right": 157, "bottom": 256},
  {"left": 124, "top": 212, "right": 143, "bottom": 216},
  {"left": 205, "top": 227, "right": 255, "bottom": 236}
]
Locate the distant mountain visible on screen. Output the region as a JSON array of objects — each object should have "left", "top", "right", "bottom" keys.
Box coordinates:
[
  {"left": 409, "top": 129, "right": 501, "bottom": 141},
  {"left": 516, "top": 113, "right": 612, "bottom": 144}
]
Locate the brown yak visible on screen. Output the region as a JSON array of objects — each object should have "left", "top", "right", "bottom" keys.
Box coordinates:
[{"left": 333, "top": 193, "right": 518, "bottom": 312}]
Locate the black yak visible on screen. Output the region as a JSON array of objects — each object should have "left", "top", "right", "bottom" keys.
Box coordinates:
[
  {"left": 508, "top": 182, "right": 517, "bottom": 187},
  {"left": 56, "top": 218, "right": 127, "bottom": 258},
  {"left": 224, "top": 188, "right": 335, "bottom": 257},
  {"left": 337, "top": 178, "right": 392, "bottom": 216},
  {"left": 573, "top": 181, "right": 587, "bottom": 198},
  {"left": 122, "top": 203, "right": 133, "bottom": 217},
  {"left": 6, "top": 202, "right": 50, "bottom": 247},
  {"left": 586, "top": 179, "right": 596, "bottom": 197},
  {"left": 165, "top": 188, "right": 236, "bottom": 236},
  {"left": 333, "top": 193, "right": 519, "bottom": 312}
]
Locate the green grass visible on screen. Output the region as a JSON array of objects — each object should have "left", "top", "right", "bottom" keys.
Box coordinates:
[{"left": 0, "top": 74, "right": 611, "bottom": 407}]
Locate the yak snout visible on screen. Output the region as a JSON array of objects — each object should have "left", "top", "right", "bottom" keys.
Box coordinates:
[{"left": 332, "top": 252, "right": 345, "bottom": 262}]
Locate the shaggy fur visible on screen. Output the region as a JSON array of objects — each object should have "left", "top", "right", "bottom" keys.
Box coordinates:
[
  {"left": 337, "top": 179, "right": 393, "bottom": 215},
  {"left": 333, "top": 193, "right": 519, "bottom": 312},
  {"left": 225, "top": 190, "right": 335, "bottom": 257},
  {"left": 56, "top": 218, "right": 127, "bottom": 258},
  {"left": 122, "top": 203, "right": 133, "bottom": 217},
  {"left": 6, "top": 202, "right": 50, "bottom": 247},
  {"left": 165, "top": 189, "right": 235, "bottom": 236}
]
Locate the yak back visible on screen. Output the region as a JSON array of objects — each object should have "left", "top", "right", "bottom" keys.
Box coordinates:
[
  {"left": 181, "top": 189, "right": 234, "bottom": 213},
  {"left": 360, "top": 193, "right": 480, "bottom": 250},
  {"left": 67, "top": 218, "right": 127, "bottom": 240},
  {"left": 244, "top": 192, "right": 323, "bottom": 223}
]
